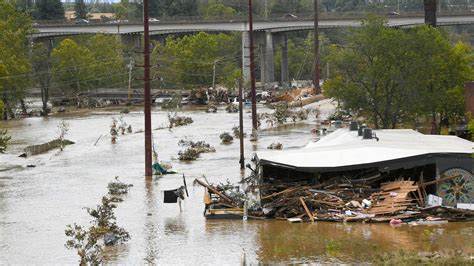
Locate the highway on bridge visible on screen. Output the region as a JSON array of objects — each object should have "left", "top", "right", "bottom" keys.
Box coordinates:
[{"left": 33, "top": 15, "right": 474, "bottom": 38}]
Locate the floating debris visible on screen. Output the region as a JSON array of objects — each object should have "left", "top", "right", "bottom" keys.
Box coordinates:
[
  {"left": 267, "top": 142, "right": 283, "bottom": 150},
  {"left": 20, "top": 138, "right": 75, "bottom": 157},
  {"left": 162, "top": 93, "right": 182, "bottom": 109},
  {"left": 206, "top": 104, "right": 218, "bottom": 113}
]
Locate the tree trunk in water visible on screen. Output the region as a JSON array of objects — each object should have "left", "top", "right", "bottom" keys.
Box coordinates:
[
  {"left": 41, "top": 87, "right": 49, "bottom": 116},
  {"left": 20, "top": 99, "right": 27, "bottom": 116},
  {"left": 430, "top": 112, "right": 438, "bottom": 135}
]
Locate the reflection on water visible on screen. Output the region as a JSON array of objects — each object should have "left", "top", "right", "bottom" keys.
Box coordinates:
[{"left": 0, "top": 105, "right": 472, "bottom": 264}]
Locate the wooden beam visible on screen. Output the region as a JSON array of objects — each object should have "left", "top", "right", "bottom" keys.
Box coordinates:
[{"left": 299, "top": 197, "right": 314, "bottom": 223}]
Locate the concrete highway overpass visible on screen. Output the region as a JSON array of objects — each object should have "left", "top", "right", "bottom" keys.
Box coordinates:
[{"left": 32, "top": 15, "right": 474, "bottom": 88}]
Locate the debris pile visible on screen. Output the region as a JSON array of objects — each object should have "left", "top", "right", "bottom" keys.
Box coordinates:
[
  {"left": 168, "top": 113, "right": 193, "bottom": 128},
  {"left": 188, "top": 88, "right": 208, "bottom": 105},
  {"left": 219, "top": 132, "right": 233, "bottom": 144},
  {"left": 206, "top": 104, "right": 218, "bottom": 113},
  {"left": 162, "top": 93, "right": 182, "bottom": 109},
  {"left": 267, "top": 142, "right": 283, "bottom": 150},
  {"left": 196, "top": 176, "right": 474, "bottom": 223}
]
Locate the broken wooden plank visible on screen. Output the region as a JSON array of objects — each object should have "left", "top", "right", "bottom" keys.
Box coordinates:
[
  {"left": 194, "top": 178, "right": 234, "bottom": 204},
  {"left": 299, "top": 197, "right": 314, "bottom": 223}
]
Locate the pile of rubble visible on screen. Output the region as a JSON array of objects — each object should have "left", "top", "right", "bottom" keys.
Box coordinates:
[{"left": 196, "top": 177, "right": 474, "bottom": 223}]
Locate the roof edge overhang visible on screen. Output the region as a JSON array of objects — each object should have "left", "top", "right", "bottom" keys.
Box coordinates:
[{"left": 259, "top": 153, "right": 473, "bottom": 173}]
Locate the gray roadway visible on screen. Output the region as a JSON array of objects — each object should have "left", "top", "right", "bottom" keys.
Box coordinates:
[{"left": 33, "top": 15, "right": 474, "bottom": 38}]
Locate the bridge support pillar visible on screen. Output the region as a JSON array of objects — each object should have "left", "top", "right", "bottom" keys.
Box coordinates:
[
  {"left": 280, "top": 34, "right": 289, "bottom": 87},
  {"left": 424, "top": 0, "right": 437, "bottom": 27},
  {"left": 242, "top": 31, "right": 251, "bottom": 88},
  {"left": 121, "top": 33, "right": 142, "bottom": 52},
  {"left": 261, "top": 31, "right": 274, "bottom": 89}
]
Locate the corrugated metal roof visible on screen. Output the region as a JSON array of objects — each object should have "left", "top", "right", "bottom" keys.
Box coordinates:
[{"left": 258, "top": 129, "right": 473, "bottom": 170}]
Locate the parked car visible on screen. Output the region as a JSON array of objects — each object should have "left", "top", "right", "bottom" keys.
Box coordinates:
[
  {"left": 74, "top": 19, "right": 90, "bottom": 24},
  {"left": 148, "top": 18, "right": 160, "bottom": 23}
]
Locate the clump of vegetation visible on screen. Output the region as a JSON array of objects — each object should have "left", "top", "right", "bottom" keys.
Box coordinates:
[
  {"left": 107, "top": 177, "right": 133, "bottom": 195},
  {"left": 178, "top": 139, "right": 216, "bottom": 153},
  {"left": 178, "top": 139, "right": 215, "bottom": 161},
  {"left": 259, "top": 104, "right": 310, "bottom": 127},
  {"left": 206, "top": 104, "right": 218, "bottom": 113},
  {"left": 226, "top": 103, "right": 238, "bottom": 113},
  {"left": 220, "top": 132, "right": 233, "bottom": 144},
  {"left": 168, "top": 113, "right": 193, "bottom": 128},
  {"left": 373, "top": 250, "right": 473, "bottom": 265},
  {"left": 57, "top": 120, "right": 69, "bottom": 151},
  {"left": 267, "top": 142, "right": 283, "bottom": 150},
  {"left": 161, "top": 93, "right": 182, "bottom": 109},
  {"left": 0, "top": 130, "right": 11, "bottom": 154},
  {"left": 65, "top": 196, "right": 130, "bottom": 265},
  {"left": 178, "top": 147, "right": 201, "bottom": 161},
  {"left": 232, "top": 126, "right": 246, "bottom": 138}
]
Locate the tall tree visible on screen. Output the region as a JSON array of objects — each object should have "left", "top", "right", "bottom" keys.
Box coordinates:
[
  {"left": 32, "top": 43, "right": 53, "bottom": 116},
  {"left": 51, "top": 39, "right": 96, "bottom": 96},
  {"left": 86, "top": 34, "right": 126, "bottom": 88},
  {"left": 0, "top": 0, "right": 32, "bottom": 120},
  {"left": 324, "top": 15, "right": 472, "bottom": 129},
  {"left": 74, "top": 0, "right": 88, "bottom": 20},
  {"left": 33, "top": 0, "right": 64, "bottom": 20},
  {"left": 152, "top": 32, "right": 241, "bottom": 89}
]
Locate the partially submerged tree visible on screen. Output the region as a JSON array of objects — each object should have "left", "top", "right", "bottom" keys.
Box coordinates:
[
  {"left": 0, "top": 1, "right": 32, "bottom": 120},
  {"left": 51, "top": 39, "right": 96, "bottom": 96},
  {"left": 32, "top": 43, "right": 52, "bottom": 116},
  {"left": 0, "top": 129, "right": 10, "bottom": 153}
]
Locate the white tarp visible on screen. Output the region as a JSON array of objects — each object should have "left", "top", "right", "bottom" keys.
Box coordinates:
[{"left": 258, "top": 129, "right": 473, "bottom": 169}]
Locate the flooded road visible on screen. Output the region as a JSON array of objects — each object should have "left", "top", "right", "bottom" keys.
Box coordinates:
[{"left": 0, "top": 103, "right": 473, "bottom": 264}]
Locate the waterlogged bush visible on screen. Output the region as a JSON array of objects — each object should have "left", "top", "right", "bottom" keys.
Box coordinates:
[
  {"left": 0, "top": 130, "right": 11, "bottom": 154},
  {"left": 168, "top": 113, "right": 193, "bottom": 128},
  {"left": 65, "top": 197, "right": 130, "bottom": 264},
  {"left": 219, "top": 132, "right": 233, "bottom": 144},
  {"left": 107, "top": 177, "right": 133, "bottom": 195}
]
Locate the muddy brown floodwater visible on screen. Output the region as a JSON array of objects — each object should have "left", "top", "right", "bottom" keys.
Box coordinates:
[{"left": 0, "top": 104, "right": 473, "bottom": 264}]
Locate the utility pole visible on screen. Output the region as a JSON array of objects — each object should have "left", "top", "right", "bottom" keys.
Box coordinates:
[
  {"left": 212, "top": 59, "right": 218, "bottom": 89},
  {"left": 248, "top": 0, "right": 258, "bottom": 138},
  {"left": 143, "top": 0, "right": 152, "bottom": 177},
  {"left": 127, "top": 55, "right": 134, "bottom": 103},
  {"left": 313, "top": 0, "right": 321, "bottom": 94},
  {"left": 238, "top": 79, "right": 245, "bottom": 169}
]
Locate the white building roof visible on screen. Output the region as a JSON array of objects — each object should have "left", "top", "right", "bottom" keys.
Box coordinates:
[{"left": 258, "top": 129, "right": 473, "bottom": 170}]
